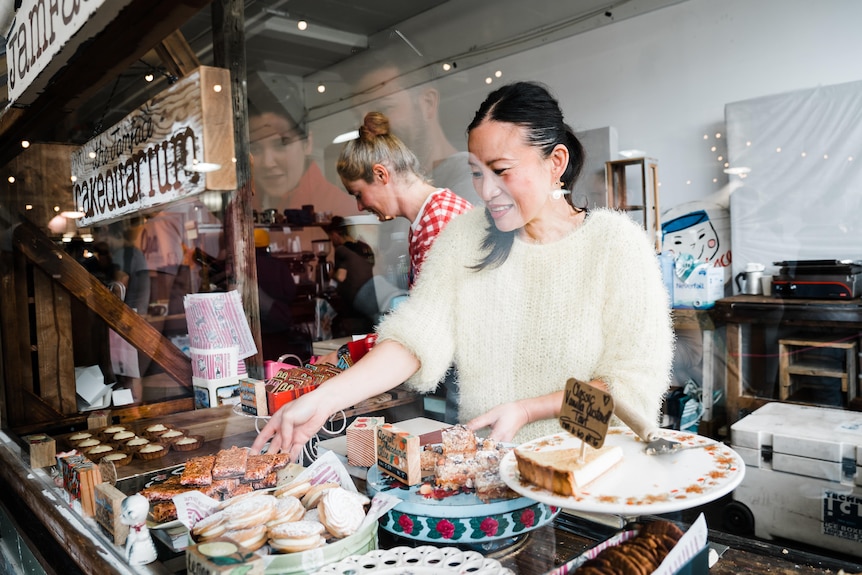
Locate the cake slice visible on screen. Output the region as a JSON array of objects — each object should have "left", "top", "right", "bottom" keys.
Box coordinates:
[{"left": 514, "top": 444, "right": 623, "bottom": 496}]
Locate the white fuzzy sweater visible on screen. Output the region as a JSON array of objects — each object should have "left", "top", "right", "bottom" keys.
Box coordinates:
[{"left": 376, "top": 208, "right": 674, "bottom": 442}]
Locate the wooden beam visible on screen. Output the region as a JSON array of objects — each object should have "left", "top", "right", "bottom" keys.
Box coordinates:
[
  {"left": 155, "top": 30, "right": 202, "bottom": 78},
  {"left": 211, "top": 0, "right": 264, "bottom": 380},
  {"left": 12, "top": 219, "right": 193, "bottom": 392}
]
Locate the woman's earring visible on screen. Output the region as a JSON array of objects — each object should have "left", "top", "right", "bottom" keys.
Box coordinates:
[{"left": 551, "top": 181, "right": 567, "bottom": 200}]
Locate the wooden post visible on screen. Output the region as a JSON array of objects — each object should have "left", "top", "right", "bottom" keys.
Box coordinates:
[{"left": 211, "top": 0, "right": 264, "bottom": 379}]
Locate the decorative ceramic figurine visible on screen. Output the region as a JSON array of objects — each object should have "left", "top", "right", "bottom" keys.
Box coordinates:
[{"left": 120, "top": 493, "right": 158, "bottom": 565}]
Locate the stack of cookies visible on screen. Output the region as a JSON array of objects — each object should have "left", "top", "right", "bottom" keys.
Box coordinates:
[{"left": 572, "top": 520, "right": 686, "bottom": 574}]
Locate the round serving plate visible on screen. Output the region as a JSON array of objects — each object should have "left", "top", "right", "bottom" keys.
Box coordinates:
[
  {"left": 311, "top": 545, "right": 514, "bottom": 575},
  {"left": 365, "top": 465, "right": 559, "bottom": 547},
  {"left": 500, "top": 428, "right": 745, "bottom": 516}
]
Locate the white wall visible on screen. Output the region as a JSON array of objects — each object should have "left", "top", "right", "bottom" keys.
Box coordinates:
[{"left": 310, "top": 0, "right": 862, "bottom": 212}]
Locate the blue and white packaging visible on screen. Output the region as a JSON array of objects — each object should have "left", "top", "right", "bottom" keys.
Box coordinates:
[{"left": 673, "top": 263, "right": 724, "bottom": 309}]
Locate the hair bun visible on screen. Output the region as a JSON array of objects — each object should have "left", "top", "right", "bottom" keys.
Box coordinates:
[{"left": 360, "top": 111, "right": 390, "bottom": 139}]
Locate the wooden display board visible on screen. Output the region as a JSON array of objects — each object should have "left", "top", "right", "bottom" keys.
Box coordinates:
[{"left": 71, "top": 66, "right": 236, "bottom": 227}]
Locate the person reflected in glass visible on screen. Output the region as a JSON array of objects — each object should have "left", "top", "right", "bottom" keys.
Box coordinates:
[{"left": 248, "top": 71, "right": 359, "bottom": 217}]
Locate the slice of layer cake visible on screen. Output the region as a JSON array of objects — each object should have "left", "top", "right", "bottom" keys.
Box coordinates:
[{"left": 514, "top": 443, "right": 623, "bottom": 496}]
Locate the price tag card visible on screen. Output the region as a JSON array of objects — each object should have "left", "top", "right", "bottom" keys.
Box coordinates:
[{"left": 559, "top": 377, "right": 614, "bottom": 449}]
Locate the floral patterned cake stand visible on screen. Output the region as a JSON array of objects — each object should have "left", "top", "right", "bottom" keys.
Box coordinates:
[{"left": 365, "top": 465, "right": 559, "bottom": 548}]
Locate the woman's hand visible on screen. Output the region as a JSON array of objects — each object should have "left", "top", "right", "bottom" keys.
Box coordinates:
[
  {"left": 250, "top": 390, "right": 331, "bottom": 460},
  {"left": 466, "top": 401, "right": 530, "bottom": 443},
  {"left": 466, "top": 390, "right": 565, "bottom": 443}
]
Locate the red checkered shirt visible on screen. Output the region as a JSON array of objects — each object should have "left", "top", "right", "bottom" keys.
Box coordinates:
[{"left": 409, "top": 189, "right": 473, "bottom": 288}]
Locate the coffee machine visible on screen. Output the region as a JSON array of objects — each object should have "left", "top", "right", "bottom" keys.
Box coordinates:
[{"left": 312, "top": 239, "right": 333, "bottom": 296}]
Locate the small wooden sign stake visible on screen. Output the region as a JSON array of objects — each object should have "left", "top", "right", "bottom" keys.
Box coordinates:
[{"left": 559, "top": 377, "right": 615, "bottom": 462}]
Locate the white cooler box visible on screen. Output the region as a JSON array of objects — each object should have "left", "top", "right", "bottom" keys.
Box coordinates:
[{"left": 730, "top": 402, "right": 862, "bottom": 557}]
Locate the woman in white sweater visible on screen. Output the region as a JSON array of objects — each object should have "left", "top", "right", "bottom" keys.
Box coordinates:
[{"left": 252, "top": 82, "right": 673, "bottom": 457}]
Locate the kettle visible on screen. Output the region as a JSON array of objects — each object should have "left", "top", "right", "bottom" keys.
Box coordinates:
[{"left": 735, "top": 263, "right": 765, "bottom": 295}]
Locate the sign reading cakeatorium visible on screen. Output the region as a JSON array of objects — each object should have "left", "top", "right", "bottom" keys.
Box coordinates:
[
  {"left": 71, "top": 66, "right": 237, "bottom": 227},
  {"left": 6, "top": 0, "right": 134, "bottom": 105}
]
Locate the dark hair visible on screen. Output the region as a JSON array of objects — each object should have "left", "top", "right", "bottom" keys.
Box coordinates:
[
  {"left": 467, "top": 81, "right": 586, "bottom": 270},
  {"left": 247, "top": 71, "right": 308, "bottom": 137}
]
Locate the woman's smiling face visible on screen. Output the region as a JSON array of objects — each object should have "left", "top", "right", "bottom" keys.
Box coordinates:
[{"left": 468, "top": 120, "right": 555, "bottom": 233}]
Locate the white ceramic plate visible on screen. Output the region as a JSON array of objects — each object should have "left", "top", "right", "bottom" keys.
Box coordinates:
[
  {"left": 500, "top": 428, "right": 745, "bottom": 515},
  {"left": 311, "top": 545, "right": 514, "bottom": 575}
]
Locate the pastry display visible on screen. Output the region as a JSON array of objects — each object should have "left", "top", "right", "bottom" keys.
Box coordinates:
[
  {"left": 111, "top": 430, "right": 135, "bottom": 443},
  {"left": 158, "top": 428, "right": 186, "bottom": 443},
  {"left": 267, "top": 520, "right": 326, "bottom": 553},
  {"left": 135, "top": 443, "right": 167, "bottom": 460},
  {"left": 317, "top": 487, "right": 369, "bottom": 538},
  {"left": 76, "top": 438, "right": 101, "bottom": 450},
  {"left": 68, "top": 432, "right": 93, "bottom": 445},
  {"left": 224, "top": 495, "right": 277, "bottom": 530},
  {"left": 212, "top": 446, "right": 249, "bottom": 480},
  {"left": 418, "top": 425, "right": 518, "bottom": 502},
  {"left": 171, "top": 435, "right": 203, "bottom": 452},
  {"left": 181, "top": 455, "right": 216, "bottom": 487},
  {"left": 514, "top": 443, "right": 623, "bottom": 496},
  {"left": 266, "top": 496, "right": 305, "bottom": 529},
  {"left": 125, "top": 436, "right": 151, "bottom": 451},
  {"left": 99, "top": 451, "right": 132, "bottom": 466},
  {"left": 144, "top": 423, "right": 170, "bottom": 436}
]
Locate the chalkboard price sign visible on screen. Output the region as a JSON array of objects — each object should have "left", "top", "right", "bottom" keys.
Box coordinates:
[{"left": 559, "top": 377, "right": 614, "bottom": 449}]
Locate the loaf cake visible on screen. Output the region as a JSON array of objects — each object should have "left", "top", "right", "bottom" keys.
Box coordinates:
[{"left": 514, "top": 443, "right": 623, "bottom": 496}]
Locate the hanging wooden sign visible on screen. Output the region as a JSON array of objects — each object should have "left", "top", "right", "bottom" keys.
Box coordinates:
[
  {"left": 70, "top": 66, "right": 236, "bottom": 227},
  {"left": 559, "top": 377, "right": 614, "bottom": 449},
  {"left": 6, "top": 0, "right": 134, "bottom": 105}
]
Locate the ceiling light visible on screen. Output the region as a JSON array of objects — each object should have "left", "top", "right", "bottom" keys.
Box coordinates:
[
  {"left": 333, "top": 130, "right": 359, "bottom": 144},
  {"left": 495, "top": 70, "right": 502, "bottom": 78},
  {"left": 442, "top": 63, "right": 451, "bottom": 71},
  {"left": 723, "top": 166, "right": 751, "bottom": 175},
  {"left": 253, "top": 16, "right": 367, "bottom": 53},
  {"left": 184, "top": 160, "right": 222, "bottom": 173},
  {"left": 145, "top": 72, "right": 154, "bottom": 82},
  {"left": 7, "top": 176, "right": 14, "bottom": 183},
  {"left": 297, "top": 20, "right": 307, "bottom": 31},
  {"left": 485, "top": 77, "right": 492, "bottom": 84},
  {"left": 21, "top": 140, "right": 30, "bottom": 148},
  {"left": 317, "top": 83, "right": 326, "bottom": 94},
  {"left": 619, "top": 150, "right": 646, "bottom": 158},
  {"left": 213, "top": 84, "right": 222, "bottom": 93}
]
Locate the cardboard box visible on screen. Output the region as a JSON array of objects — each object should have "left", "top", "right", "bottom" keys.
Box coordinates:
[
  {"left": 58, "top": 453, "right": 103, "bottom": 517},
  {"left": 193, "top": 376, "right": 241, "bottom": 409},
  {"left": 23, "top": 433, "right": 56, "bottom": 468},
  {"left": 346, "top": 416, "right": 384, "bottom": 467},
  {"left": 75, "top": 365, "right": 115, "bottom": 410},
  {"left": 239, "top": 377, "right": 268, "bottom": 416},
  {"left": 673, "top": 264, "right": 724, "bottom": 309},
  {"left": 186, "top": 539, "right": 264, "bottom": 575},
  {"left": 94, "top": 483, "right": 129, "bottom": 545},
  {"left": 376, "top": 423, "right": 421, "bottom": 485},
  {"left": 86, "top": 410, "right": 111, "bottom": 429}
]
